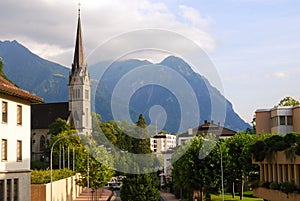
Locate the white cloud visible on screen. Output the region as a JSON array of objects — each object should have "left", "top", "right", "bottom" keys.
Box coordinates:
[
  {"left": 273, "top": 71, "right": 288, "bottom": 79},
  {"left": 0, "top": 0, "right": 215, "bottom": 66}
]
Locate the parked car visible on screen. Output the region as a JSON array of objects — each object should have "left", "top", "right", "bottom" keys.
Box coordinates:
[{"left": 111, "top": 182, "right": 121, "bottom": 191}]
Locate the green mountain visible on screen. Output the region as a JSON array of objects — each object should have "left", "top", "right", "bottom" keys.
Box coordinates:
[{"left": 0, "top": 40, "right": 250, "bottom": 133}]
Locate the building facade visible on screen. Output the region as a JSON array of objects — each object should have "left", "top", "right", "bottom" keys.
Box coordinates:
[
  {"left": 256, "top": 106, "right": 300, "bottom": 135},
  {"left": 31, "top": 9, "right": 92, "bottom": 161},
  {"left": 150, "top": 134, "right": 176, "bottom": 153},
  {"left": 0, "top": 76, "right": 43, "bottom": 201}
]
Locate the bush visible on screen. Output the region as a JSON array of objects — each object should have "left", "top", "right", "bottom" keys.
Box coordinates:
[
  {"left": 269, "top": 182, "right": 280, "bottom": 190},
  {"left": 251, "top": 180, "right": 260, "bottom": 189},
  {"left": 284, "top": 133, "right": 298, "bottom": 144},
  {"left": 273, "top": 141, "right": 289, "bottom": 151},
  {"left": 31, "top": 160, "right": 48, "bottom": 170},
  {"left": 31, "top": 169, "right": 75, "bottom": 184},
  {"left": 279, "top": 182, "right": 297, "bottom": 194}
]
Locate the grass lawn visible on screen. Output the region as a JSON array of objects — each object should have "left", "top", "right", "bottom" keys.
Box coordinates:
[{"left": 210, "top": 191, "right": 263, "bottom": 201}]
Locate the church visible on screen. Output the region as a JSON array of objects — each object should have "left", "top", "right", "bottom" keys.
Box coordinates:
[{"left": 31, "top": 8, "right": 92, "bottom": 162}]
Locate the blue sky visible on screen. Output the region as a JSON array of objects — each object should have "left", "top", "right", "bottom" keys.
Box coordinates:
[{"left": 0, "top": 0, "right": 299, "bottom": 123}]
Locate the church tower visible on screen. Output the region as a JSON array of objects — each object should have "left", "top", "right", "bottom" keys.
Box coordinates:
[{"left": 69, "top": 7, "right": 92, "bottom": 135}]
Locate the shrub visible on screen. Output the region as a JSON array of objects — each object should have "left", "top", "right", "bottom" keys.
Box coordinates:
[
  {"left": 279, "top": 182, "right": 297, "bottom": 195},
  {"left": 251, "top": 180, "right": 260, "bottom": 189},
  {"left": 273, "top": 141, "right": 289, "bottom": 151},
  {"left": 31, "top": 169, "right": 75, "bottom": 184},
  {"left": 284, "top": 133, "right": 298, "bottom": 145},
  {"left": 269, "top": 182, "right": 280, "bottom": 190},
  {"left": 31, "top": 160, "right": 48, "bottom": 170}
]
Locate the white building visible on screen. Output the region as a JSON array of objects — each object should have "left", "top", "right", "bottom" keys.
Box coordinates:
[
  {"left": 0, "top": 76, "right": 43, "bottom": 201},
  {"left": 150, "top": 134, "right": 176, "bottom": 153}
]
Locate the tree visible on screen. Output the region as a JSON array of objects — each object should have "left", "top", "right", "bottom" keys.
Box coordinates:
[
  {"left": 172, "top": 135, "right": 227, "bottom": 201},
  {"left": 120, "top": 114, "right": 160, "bottom": 201},
  {"left": 225, "top": 132, "right": 259, "bottom": 200},
  {"left": 277, "top": 96, "right": 300, "bottom": 107}
]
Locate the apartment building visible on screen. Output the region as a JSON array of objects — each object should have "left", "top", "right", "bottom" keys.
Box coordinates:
[
  {"left": 150, "top": 134, "right": 176, "bottom": 153},
  {"left": 0, "top": 76, "right": 43, "bottom": 201},
  {"left": 256, "top": 106, "right": 300, "bottom": 135}
]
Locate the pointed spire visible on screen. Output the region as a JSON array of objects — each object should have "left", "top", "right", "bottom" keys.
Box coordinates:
[{"left": 72, "top": 5, "right": 86, "bottom": 73}]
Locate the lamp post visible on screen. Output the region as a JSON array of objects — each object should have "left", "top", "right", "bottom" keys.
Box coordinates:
[
  {"left": 50, "top": 134, "right": 79, "bottom": 201},
  {"left": 202, "top": 138, "right": 224, "bottom": 201}
]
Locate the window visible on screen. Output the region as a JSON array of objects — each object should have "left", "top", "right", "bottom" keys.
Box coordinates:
[
  {"left": 85, "top": 89, "right": 89, "bottom": 100},
  {"left": 40, "top": 136, "right": 45, "bottom": 152},
  {"left": 2, "top": 101, "right": 7, "bottom": 123},
  {"left": 0, "top": 180, "right": 4, "bottom": 201},
  {"left": 7, "top": 179, "right": 11, "bottom": 201},
  {"left": 279, "top": 116, "right": 285, "bottom": 125},
  {"left": 17, "top": 140, "right": 22, "bottom": 161},
  {"left": 13, "top": 179, "right": 18, "bottom": 201},
  {"left": 287, "top": 116, "right": 293, "bottom": 125},
  {"left": 1, "top": 139, "right": 7, "bottom": 161},
  {"left": 17, "top": 105, "right": 22, "bottom": 125}
]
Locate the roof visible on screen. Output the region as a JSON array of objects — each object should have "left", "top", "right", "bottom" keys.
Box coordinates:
[
  {"left": 31, "top": 102, "right": 70, "bottom": 129},
  {"left": 71, "top": 8, "right": 87, "bottom": 74},
  {"left": 178, "top": 120, "right": 237, "bottom": 138},
  {"left": 0, "top": 76, "right": 43, "bottom": 103}
]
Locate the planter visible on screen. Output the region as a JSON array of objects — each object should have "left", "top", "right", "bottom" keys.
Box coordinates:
[{"left": 253, "top": 187, "right": 300, "bottom": 201}]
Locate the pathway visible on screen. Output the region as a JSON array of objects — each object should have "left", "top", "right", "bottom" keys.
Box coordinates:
[{"left": 74, "top": 188, "right": 113, "bottom": 201}]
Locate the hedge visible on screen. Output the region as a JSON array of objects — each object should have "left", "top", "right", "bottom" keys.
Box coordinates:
[{"left": 31, "top": 169, "right": 75, "bottom": 184}]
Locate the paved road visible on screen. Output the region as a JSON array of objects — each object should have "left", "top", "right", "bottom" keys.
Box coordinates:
[{"left": 111, "top": 190, "right": 121, "bottom": 201}]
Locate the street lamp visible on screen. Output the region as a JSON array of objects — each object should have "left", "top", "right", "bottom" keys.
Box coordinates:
[
  {"left": 202, "top": 138, "right": 224, "bottom": 201},
  {"left": 50, "top": 134, "right": 79, "bottom": 201}
]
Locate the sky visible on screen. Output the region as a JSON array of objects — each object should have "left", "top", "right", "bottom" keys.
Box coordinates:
[{"left": 0, "top": 0, "right": 300, "bottom": 124}]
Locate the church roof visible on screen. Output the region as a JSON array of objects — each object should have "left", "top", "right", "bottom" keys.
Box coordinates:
[
  {"left": 0, "top": 76, "right": 43, "bottom": 103},
  {"left": 71, "top": 8, "right": 87, "bottom": 74},
  {"left": 31, "top": 102, "right": 70, "bottom": 129}
]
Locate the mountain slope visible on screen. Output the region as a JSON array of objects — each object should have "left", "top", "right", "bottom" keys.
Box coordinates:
[
  {"left": 0, "top": 40, "right": 69, "bottom": 102},
  {"left": 0, "top": 40, "right": 250, "bottom": 132}
]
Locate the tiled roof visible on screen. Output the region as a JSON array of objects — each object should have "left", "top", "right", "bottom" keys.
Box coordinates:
[{"left": 0, "top": 76, "right": 43, "bottom": 103}]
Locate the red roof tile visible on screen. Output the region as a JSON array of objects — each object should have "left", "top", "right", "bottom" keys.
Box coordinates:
[{"left": 0, "top": 76, "right": 43, "bottom": 103}]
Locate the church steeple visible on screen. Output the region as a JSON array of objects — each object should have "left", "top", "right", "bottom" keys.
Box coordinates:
[
  {"left": 69, "top": 6, "right": 92, "bottom": 136},
  {"left": 72, "top": 7, "right": 86, "bottom": 73}
]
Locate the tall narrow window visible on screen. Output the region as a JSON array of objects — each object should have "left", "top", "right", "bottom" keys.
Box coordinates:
[
  {"left": 1, "top": 139, "right": 7, "bottom": 161},
  {"left": 0, "top": 180, "right": 4, "bottom": 201},
  {"left": 17, "top": 140, "right": 22, "bottom": 161},
  {"left": 85, "top": 89, "right": 89, "bottom": 100},
  {"left": 2, "top": 101, "right": 7, "bottom": 123},
  {"left": 17, "top": 105, "right": 22, "bottom": 125},
  {"left": 280, "top": 116, "right": 286, "bottom": 125},
  {"left": 13, "top": 179, "right": 18, "bottom": 201},
  {"left": 40, "top": 136, "right": 45, "bottom": 152},
  {"left": 85, "top": 108, "right": 88, "bottom": 127},
  {"left": 287, "top": 116, "right": 293, "bottom": 125},
  {"left": 7, "top": 179, "right": 11, "bottom": 201}
]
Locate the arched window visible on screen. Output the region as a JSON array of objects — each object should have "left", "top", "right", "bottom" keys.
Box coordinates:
[{"left": 40, "top": 135, "right": 46, "bottom": 151}]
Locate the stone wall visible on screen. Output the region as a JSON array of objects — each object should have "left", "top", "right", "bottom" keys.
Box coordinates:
[
  {"left": 254, "top": 187, "right": 300, "bottom": 201},
  {"left": 31, "top": 174, "right": 83, "bottom": 201}
]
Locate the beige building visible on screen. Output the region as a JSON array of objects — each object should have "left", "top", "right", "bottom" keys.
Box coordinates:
[
  {"left": 253, "top": 151, "right": 300, "bottom": 201},
  {"left": 256, "top": 106, "right": 300, "bottom": 135},
  {"left": 0, "top": 76, "right": 43, "bottom": 201},
  {"left": 150, "top": 134, "right": 176, "bottom": 153}
]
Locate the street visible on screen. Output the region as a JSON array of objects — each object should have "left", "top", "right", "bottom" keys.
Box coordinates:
[{"left": 111, "top": 190, "right": 121, "bottom": 201}]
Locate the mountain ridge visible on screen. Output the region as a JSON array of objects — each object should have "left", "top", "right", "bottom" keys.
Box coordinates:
[{"left": 0, "top": 40, "right": 250, "bottom": 132}]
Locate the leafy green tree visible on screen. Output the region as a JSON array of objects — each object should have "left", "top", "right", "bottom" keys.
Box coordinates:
[
  {"left": 225, "top": 132, "right": 259, "bottom": 200},
  {"left": 277, "top": 96, "right": 300, "bottom": 107},
  {"left": 120, "top": 114, "right": 160, "bottom": 201},
  {"left": 172, "top": 135, "right": 227, "bottom": 201}
]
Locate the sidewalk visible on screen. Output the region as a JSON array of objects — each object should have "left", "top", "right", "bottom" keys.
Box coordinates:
[
  {"left": 74, "top": 188, "right": 113, "bottom": 201},
  {"left": 160, "top": 191, "right": 181, "bottom": 201}
]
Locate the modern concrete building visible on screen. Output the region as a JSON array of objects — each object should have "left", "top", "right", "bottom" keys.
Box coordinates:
[
  {"left": 256, "top": 106, "right": 300, "bottom": 135},
  {"left": 0, "top": 76, "right": 43, "bottom": 201},
  {"left": 253, "top": 151, "right": 300, "bottom": 201},
  {"left": 150, "top": 134, "right": 176, "bottom": 153}
]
